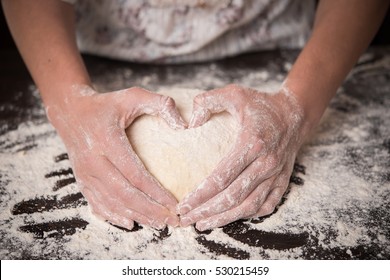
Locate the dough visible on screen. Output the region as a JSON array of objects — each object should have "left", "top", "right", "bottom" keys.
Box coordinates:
[{"left": 126, "top": 88, "right": 239, "bottom": 201}]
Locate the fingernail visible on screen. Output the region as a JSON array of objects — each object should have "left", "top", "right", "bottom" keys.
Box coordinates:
[
  {"left": 180, "top": 216, "right": 193, "bottom": 227},
  {"left": 165, "top": 215, "right": 179, "bottom": 227},
  {"left": 195, "top": 222, "right": 209, "bottom": 232},
  {"left": 123, "top": 219, "right": 134, "bottom": 230},
  {"left": 189, "top": 109, "right": 207, "bottom": 128},
  {"left": 177, "top": 204, "right": 192, "bottom": 215},
  {"left": 152, "top": 220, "right": 166, "bottom": 230}
]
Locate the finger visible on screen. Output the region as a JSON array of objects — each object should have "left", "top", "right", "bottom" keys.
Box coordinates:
[
  {"left": 249, "top": 188, "right": 283, "bottom": 218},
  {"left": 189, "top": 85, "right": 245, "bottom": 128},
  {"left": 157, "top": 92, "right": 188, "bottom": 130},
  {"left": 178, "top": 86, "right": 263, "bottom": 216},
  {"left": 249, "top": 174, "right": 290, "bottom": 218},
  {"left": 105, "top": 128, "right": 179, "bottom": 212},
  {"left": 84, "top": 186, "right": 171, "bottom": 229},
  {"left": 180, "top": 161, "right": 277, "bottom": 227},
  {"left": 177, "top": 138, "right": 262, "bottom": 215},
  {"left": 117, "top": 87, "right": 187, "bottom": 129},
  {"left": 194, "top": 182, "right": 272, "bottom": 231},
  {"left": 82, "top": 187, "right": 135, "bottom": 230},
  {"left": 88, "top": 156, "right": 179, "bottom": 227},
  {"left": 176, "top": 135, "right": 281, "bottom": 216}
]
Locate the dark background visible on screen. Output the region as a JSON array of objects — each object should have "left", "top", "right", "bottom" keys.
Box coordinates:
[{"left": 0, "top": 4, "right": 389, "bottom": 51}]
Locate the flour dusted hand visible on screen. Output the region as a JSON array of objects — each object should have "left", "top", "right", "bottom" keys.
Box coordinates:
[
  {"left": 47, "top": 86, "right": 186, "bottom": 229},
  {"left": 178, "top": 84, "right": 310, "bottom": 231}
]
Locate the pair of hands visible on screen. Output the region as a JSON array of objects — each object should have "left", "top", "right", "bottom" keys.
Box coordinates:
[{"left": 47, "top": 84, "right": 308, "bottom": 231}]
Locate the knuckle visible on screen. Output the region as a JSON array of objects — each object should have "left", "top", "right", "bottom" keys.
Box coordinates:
[
  {"left": 250, "top": 138, "right": 264, "bottom": 154},
  {"left": 221, "top": 193, "right": 239, "bottom": 209},
  {"left": 122, "top": 87, "right": 144, "bottom": 98},
  {"left": 266, "top": 154, "right": 280, "bottom": 170},
  {"left": 225, "top": 84, "right": 243, "bottom": 93},
  {"left": 275, "top": 173, "right": 290, "bottom": 187},
  {"left": 225, "top": 84, "right": 247, "bottom": 101},
  {"left": 128, "top": 86, "right": 143, "bottom": 92},
  {"left": 271, "top": 188, "right": 284, "bottom": 199},
  {"left": 260, "top": 202, "right": 276, "bottom": 216},
  {"left": 193, "top": 93, "right": 207, "bottom": 107},
  {"left": 210, "top": 175, "right": 227, "bottom": 191},
  {"left": 242, "top": 202, "right": 258, "bottom": 216}
]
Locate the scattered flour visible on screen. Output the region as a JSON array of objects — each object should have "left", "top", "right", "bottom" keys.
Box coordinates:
[{"left": 0, "top": 53, "right": 389, "bottom": 259}]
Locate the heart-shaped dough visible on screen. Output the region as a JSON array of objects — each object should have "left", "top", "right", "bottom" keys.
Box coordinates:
[{"left": 126, "top": 88, "right": 239, "bottom": 201}]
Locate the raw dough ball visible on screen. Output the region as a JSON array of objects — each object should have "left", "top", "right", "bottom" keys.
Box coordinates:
[{"left": 126, "top": 88, "right": 239, "bottom": 201}]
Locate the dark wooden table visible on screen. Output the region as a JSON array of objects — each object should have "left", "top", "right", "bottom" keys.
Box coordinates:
[{"left": 1, "top": 48, "right": 389, "bottom": 259}]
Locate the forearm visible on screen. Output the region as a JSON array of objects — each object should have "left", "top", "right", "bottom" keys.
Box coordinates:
[
  {"left": 284, "top": 0, "right": 389, "bottom": 128},
  {"left": 2, "top": 0, "right": 91, "bottom": 107}
]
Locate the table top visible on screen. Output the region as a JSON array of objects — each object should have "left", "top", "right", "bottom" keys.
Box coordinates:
[{"left": 0, "top": 48, "right": 389, "bottom": 259}]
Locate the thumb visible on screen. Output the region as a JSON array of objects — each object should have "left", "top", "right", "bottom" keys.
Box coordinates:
[
  {"left": 189, "top": 86, "right": 238, "bottom": 128},
  {"left": 119, "top": 87, "right": 187, "bottom": 129},
  {"left": 157, "top": 94, "right": 188, "bottom": 130}
]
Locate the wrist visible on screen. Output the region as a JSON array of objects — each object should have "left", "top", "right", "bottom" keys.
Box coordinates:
[
  {"left": 43, "top": 83, "right": 95, "bottom": 126},
  {"left": 280, "top": 79, "right": 334, "bottom": 131},
  {"left": 273, "top": 86, "right": 317, "bottom": 144}
]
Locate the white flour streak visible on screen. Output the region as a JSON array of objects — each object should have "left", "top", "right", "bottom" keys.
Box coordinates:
[{"left": 1, "top": 56, "right": 389, "bottom": 259}]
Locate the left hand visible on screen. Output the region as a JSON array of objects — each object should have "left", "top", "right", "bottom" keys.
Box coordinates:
[
  {"left": 47, "top": 86, "right": 185, "bottom": 230},
  {"left": 177, "top": 84, "right": 310, "bottom": 231}
]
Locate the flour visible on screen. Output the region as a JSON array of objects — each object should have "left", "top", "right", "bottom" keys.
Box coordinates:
[{"left": 1, "top": 52, "right": 389, "bottom": 259}]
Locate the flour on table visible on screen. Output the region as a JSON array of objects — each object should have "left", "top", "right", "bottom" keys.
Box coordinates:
[
  {"left": 127, "top": 88, "right": 239, "bottom": 201},
  {"left": 1, "top": 51, "right": 389, "bottom": 259}
]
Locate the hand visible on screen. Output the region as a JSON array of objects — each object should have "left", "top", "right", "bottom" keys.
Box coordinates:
[
  {"left": 177, "top": 84, "right": 310, "bottom": 231},
  {"left": 47, "top": 85, "right": 187, "bottom": 230}
]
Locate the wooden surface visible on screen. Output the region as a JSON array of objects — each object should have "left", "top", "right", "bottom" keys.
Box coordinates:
[{"left": 1, "top": 49, "right": 389, "bottom": 259}]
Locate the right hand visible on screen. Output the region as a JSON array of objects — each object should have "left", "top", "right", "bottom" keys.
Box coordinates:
[
  {"left": 177, "top": 85, "right": 309, "bottom": 230},
  {"left": 46, "top": 85, "right": 186, "bottom": 230}
]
